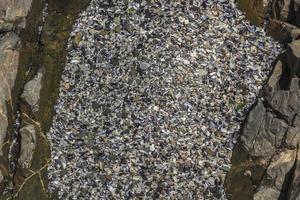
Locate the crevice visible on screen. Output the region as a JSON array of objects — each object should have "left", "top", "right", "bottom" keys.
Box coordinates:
[
  {"left": 7, "top": 0, "right": 49, "bottom": 198},
  {"left": 262, "top": 97, "right": 290, "bottom": 125},
  {"left": 279, "top": 144, "right": 299, "bottom": 199},
  {"left": 254, "top": 151, "right": 277, "bottom": 192}
]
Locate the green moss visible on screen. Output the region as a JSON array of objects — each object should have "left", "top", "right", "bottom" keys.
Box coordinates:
[
  {"left": 235, "top": 0, "right": 265, "bottom": 26},
  {"left": 38, "top": 0, "right": 91, "bottom": 134},
  {"left": 10, "top": 0, "right": 91, "bottom": 198},
  {"left": 15, "top": 174, "right": 48, "bottom": 200}
]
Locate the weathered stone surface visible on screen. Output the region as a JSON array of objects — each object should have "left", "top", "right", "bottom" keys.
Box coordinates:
[
  {"left": 267, "top": 59, "right": 283, "bottom": 91},
  {"left": 0, "top": 0, "right": 91, "bottom": 198},
  {"left": 0, "top": 0, "right": 33, "bottom": 31},
  {"left": 289, "top": 0, "right": 300, "bottom": 27},
  {"left": 268, "top": 19, "right": 299, "bottom": 43},
  {"left": 225, "top": 62, "right": 300, "bottom": 199},
  {"left": 255, "top": 149, "right": 297, "bottom": 199},
  {"left": 18, "top": 124, "right": 36, "bottom": 168},
  {"left": 287, "top": 40, "right": 300, "bottom": 77},
  {"left": 291, "top": 28, "right": 300, "bottom": 40},
  {"left": 21, "top": 70, "right": 43, "bottom": 112},
  {"left": 0, "top": 31, "right": 20, "bottom": 192},
  {"left": 226, "top": 39, "right": 300, "bottom": 200},
  {"left": 226, "top": 28, "right": 300, "bottom": 200},
  {"left": 287, "top": 148, "right": 300, "bottom": 199},
  {"left": 277, "top": 0, "right": 292, "bottom": 21},
  {"left": 240, "top": 100, "right": 288, "bottom": 158}
]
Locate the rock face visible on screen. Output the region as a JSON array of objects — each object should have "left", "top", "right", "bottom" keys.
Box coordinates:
[
  {"left": 226, "top": 1, "right": 300, "bottom": 199},
  {"left": 0, "top": 0, "right": 33, "bottom": 31},
  {"left": 0, "top": 0, "right": 91, "bottom": 199},
  {"left": 226, "top": 39, "right": 300, "bottom": 199},
  {"left": 0, "top": 0, "right": 33, "bottom": 196}
]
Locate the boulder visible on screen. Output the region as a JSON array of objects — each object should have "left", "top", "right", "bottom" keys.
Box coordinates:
[{"left": 226, "top": 47, "right": 300, "bottom": 200}]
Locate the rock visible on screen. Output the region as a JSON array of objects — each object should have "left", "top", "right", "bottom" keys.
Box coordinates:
[
  {"left": 287, "top": 148, "right": 300, "bottom": 199},
  {"left": 267, "top": 19, "right": 299, "bottom": 43},
  {"left": 0, "top": 32, "right": 20, "bottom": 192},
  {"left": 277, "top": 0, "right": 292, "bottom": 21},
  {"left": 138, "top": 62, "right": 150, "bottom": 71},
  {"left": 254, "top": 149, "right": 297, "bottom": 199},
  {"left": 240, "top": 100, "right": 288, "bottom": 158},
  {"left": 18, "top": 124, "right": 37, "bottom": 168},
  {"left": 226, "top": 38, "right": 300, "bottom": 199},
  {"left": 72, "top": 32, "right": 83, "bottom": 48},
  {"left": 266, "top": 60, "right": 283, "bottom": 91},
  {"left": 287, "top": 40, "right": 300, "bottom": 77},
  {"left": 290, "top": 0, "right": 300, "bottom": 27},
  {"left": 21, "top": 70, "right": 43, "bottom": 112},
  {"left": 197, "top": 68, "right": 208, "bottom": 76},
  {"left": 291, "top": 28, "right": 300, "bottom": 40},
  {"left": 0, "top": 0, "right": 33, "bottom": 31}
]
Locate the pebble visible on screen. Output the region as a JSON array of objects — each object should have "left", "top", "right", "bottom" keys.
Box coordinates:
[{"left": 47, "top": 0, "right": 281, "bottom": 199}]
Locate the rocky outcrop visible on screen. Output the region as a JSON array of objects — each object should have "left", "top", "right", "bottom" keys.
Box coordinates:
[
  {"left": 0, "top": 0, "right": 34, "bottom": 197},
  {"left": 226, "top": 1, "right": 300, "bottom": 199},
  {"left": 0, "top": 0, "right": 90, "bottom": 199},
  {"left": 0, "top": 0, "right": 33, "bottom": 32},
  {"left": 226, "top": 50, "right": 300, "bottom": 199}
]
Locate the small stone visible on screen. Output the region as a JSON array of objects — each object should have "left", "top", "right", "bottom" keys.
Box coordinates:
[
  {"left": 196, "top": 68, "right": 208, "bottom": 76},
  {"left": 138, "top": 62, "right": 150, "bottom": 71},
  {"left": 153, "top": 106, "right": 159, "bottom": 111},
  {"left": 150, "top": 144, "right": 155, "bottom": 151},
  {"left": 183, "top": 60, "right": 190, "bottom": 65}
]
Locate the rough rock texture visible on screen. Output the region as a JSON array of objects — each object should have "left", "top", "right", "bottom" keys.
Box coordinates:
[
  {"left": 226, "top": 42, "right": 300, "bottom": 199},
  {"left": 0, "top": 0, "right": 33, "bottom": 31},
  {"left": 0, "top": 0, "right": 33, "bottom": 197},
  {"left": 18, "top": 125, "right": 37, "bottom": 168},
  {"left": 225, "top": 1, "right": 300, "bottom": 199},
  {"left": 21, "top": 71, "right": 43, "bottom": 112},
  {"left": 13, "top": 0, "right": 91, "bottom": 199},
  {"left": 0, "top": 0, "right": 90, "bottom": 199},
  {"left": 269, "top": 0, "right": 300, "bottom": 42}
]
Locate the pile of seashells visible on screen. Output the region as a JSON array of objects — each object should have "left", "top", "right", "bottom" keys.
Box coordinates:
[{"left": 48, "top": 0, "right": 281, "bottom": 199}]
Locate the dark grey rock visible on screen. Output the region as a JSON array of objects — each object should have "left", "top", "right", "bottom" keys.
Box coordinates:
[
  {"left": 241, "top": 100, "right": 288, "bottom": 158},
  {"left": 226, "top": 39, "right": 300, "bottom": 200}
]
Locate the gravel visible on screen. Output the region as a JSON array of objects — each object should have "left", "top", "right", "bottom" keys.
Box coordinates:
[{"left": 48, "top": 0, "right": 281, "bottom": 199}]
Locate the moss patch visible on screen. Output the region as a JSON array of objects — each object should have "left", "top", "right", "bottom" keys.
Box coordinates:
[
  {"left": 10, "top": 0, "right": 91, "bottom": 199},
  {"left": 235, "top": 0, "right": 265, "bottom": 26}
]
